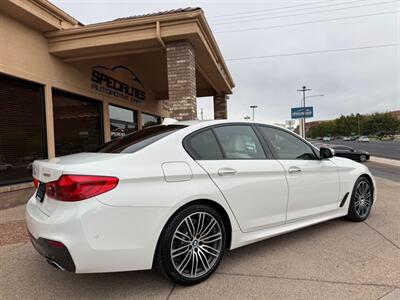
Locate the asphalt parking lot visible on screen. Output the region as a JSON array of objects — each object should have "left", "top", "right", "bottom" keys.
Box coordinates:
[{"left": 1, "top": 176, "right": 399, "bottom": 299}]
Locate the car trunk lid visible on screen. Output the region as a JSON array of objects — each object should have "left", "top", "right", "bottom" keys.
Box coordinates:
[{"left": 32, "top": 153, "right": 119, "bottom": 216}]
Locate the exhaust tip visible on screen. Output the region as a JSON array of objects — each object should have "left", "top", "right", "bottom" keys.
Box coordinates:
[{"left": 46, "top": 258, "right": 66, "bottom": 271}]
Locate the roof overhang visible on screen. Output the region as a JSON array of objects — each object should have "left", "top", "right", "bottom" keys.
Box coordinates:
[
  {"left": 0, "top": 0, "right": 81, "bottom": 31},
  {"left": 45, "top": 9, "right": 235, "bottom": 95}
]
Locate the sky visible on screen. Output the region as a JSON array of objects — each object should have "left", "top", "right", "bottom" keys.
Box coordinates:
[{"left": 50, "top": 0, "right": 400, "bottom": 125}]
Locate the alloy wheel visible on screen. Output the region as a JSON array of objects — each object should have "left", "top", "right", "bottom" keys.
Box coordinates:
[
  {"left": 170, "top": 212, "right": 223, "bottom": 279},
  {"left": 354, "top": 181, "right": 372, "bottom": 218}
]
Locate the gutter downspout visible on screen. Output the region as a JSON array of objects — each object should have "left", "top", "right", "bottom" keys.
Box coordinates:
[{"left": 156, "top": 21, "right": 166, "bottom": 49}]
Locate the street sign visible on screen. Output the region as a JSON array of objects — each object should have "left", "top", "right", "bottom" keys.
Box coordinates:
[
  {"left": 285, "top": 120, "right": 296, "bottom": 126},
  {"left": 285, "top": 120, "right": 296, "bottom": 130},
  {"left": 291, "top": 106, "right": 314, "bottom": 119}
]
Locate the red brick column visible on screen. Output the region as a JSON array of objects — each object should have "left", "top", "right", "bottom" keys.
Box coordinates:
[
  {"left": 166, "top": 41, "right": 197, "bottom": 121},
  {"left": 214, "top": 94, "right": 228, "bottom": 119}
]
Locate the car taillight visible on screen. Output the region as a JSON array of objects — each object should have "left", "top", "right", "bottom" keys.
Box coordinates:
[
  {"left": 45, "top": 175, "right": 118, "bottom": 202},
  {"left": 33, "top": 178, "right": 39, "bottom": 188}
]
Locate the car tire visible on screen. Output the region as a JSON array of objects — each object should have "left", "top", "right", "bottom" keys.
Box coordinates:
[
  {"left": 346, "top": 177, "right": 373, "bottom": 222},
  {"left": 359, "top": 155, "right": 367, "bottom": 162},
  {"left": 156, "top": 204, "right": 226, "bottom": 285}
]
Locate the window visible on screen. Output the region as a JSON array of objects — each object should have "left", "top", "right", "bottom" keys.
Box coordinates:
[
  {"left": 97, "top": 125, "right": 186, "bottom": 153},
  {"left": 186, "top": 130, "right": 223, "bottom": 160},
  {"left": 109, "top": 105, "right": 137, "bottom": 140},
  {"left": 0, "top": 74, "right": 47, "bottom": 186},
  {"left": 332, "top": 146, "right": 351, "bottom": 151},
  {"left": 214, "top": 126, "right": 266, "bottom": 159},
  {"left": 53, "top": 90, "right": 103, "bottom": 156},
  {"left": 142, "top": 113, "right": 161, "bottom": 128},
  {"left": 258, "top": 126, "right": 317, "bottom": 160}
]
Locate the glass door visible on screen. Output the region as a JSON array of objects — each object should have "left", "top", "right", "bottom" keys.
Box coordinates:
[{"left": 109, "top": 105, "right": 137, "bottom": 139}]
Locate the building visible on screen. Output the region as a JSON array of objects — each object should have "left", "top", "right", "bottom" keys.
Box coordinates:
[{"left": 0, "top": 0, "right": 234, "bottom": 208}]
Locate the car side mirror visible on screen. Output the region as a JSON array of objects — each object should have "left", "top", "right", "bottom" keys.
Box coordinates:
[{"left": 320, "top": 147, "right": 334, "bottom": 159}]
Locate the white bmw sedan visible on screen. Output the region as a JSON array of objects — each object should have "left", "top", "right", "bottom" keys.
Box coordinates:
[{"left": 26, "top": 120, "right": 375, "bottom": 285}]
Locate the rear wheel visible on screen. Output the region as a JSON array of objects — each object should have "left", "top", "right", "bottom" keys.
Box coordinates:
[
  {"left": 359, "top": 155, "right": 367, "bottom": 162},
  {"left": 346, "top": 177, "right": 373, "bottom": 221},
  {"left": 156, "top": 204, "right": 226, "bottom": 285}
]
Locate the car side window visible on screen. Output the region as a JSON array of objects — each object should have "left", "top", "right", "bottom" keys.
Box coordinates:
[
  {"left": 213, "top": 125, "right": 266, "bottom": 159},
  {"left": 334, "top": 146, "right": 349, "bottom": 151},
  {"left": 186, "top": 129, "right": 224, "bottom": 160},
  {"left": 258, "top": 126, "right": 317, "bottom": 160}
]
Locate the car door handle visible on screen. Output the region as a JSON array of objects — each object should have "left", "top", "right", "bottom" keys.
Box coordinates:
[
  {"left": 218, "top": 168, "right": 237, "bottom": 176},
  {"left": 288, "top": 167, "right": 302, "bottom": 174}
]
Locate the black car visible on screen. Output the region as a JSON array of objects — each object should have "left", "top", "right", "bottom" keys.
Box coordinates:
[{"left": 330, "top": 145, "right": 370, "bottom": 162}]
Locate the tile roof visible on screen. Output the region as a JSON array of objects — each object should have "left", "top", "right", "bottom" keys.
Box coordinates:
[{"left": 112, "top": 7, "right": 201, "bottom": 22}]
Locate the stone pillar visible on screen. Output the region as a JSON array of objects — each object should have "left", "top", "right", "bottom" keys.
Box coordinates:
[
  {"left": 44, "top": 84, "right": 56, "bottom": 158},
  {"left": 102, "top": 101, "right": 111, "bottom": 142},
  {"left": 214, "top": 94, "right": 228, "bottom": 119},
  {"left": 166, "top": 41, "right": 197, "bottom": 121}
]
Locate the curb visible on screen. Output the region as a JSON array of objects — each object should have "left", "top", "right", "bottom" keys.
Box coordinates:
[{"left": 370, "top": 157, "right": 400, "bottom": 167}]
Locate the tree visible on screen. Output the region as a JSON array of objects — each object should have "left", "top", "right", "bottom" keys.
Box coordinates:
[
  {"left": 363, "top": 112, "right": 399, "bottom": 136},
  {"left": 306, "top": 111, "right": 400, "bottom": 138}
]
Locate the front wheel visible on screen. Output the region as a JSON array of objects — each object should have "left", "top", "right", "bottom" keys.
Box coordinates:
[
  {"left": 359, "top": 155, "right": 367, "bottom": 162},
  {"left": 346, "top": 177, "right": 374, "bottom": 222},
  {"left": 156, "top": 204, "right": 226, "bottom": 285}
]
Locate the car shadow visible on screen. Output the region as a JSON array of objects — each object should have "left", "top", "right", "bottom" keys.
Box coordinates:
[{"left": 8, "top": 217, "right": 365, "bottom": 299}]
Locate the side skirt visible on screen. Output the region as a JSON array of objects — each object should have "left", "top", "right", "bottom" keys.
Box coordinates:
[{"left": 230, "top": 208, "right": 348, "bottom": 250}]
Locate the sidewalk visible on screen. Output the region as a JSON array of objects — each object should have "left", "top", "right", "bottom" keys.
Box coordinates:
[
  {"left": 370, "top": 156, "right": 400, "bottom": 167},
  {"left": 0, "top": 205, "right": 27, "bottom": 246}
]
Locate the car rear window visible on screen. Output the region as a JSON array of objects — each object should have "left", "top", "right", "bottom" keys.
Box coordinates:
[
  {"left": 96, "top": 125, "right": 186, "bottom": 153},
  {"left": 186, "top": 129, "right": 224, "bottom": 160}
]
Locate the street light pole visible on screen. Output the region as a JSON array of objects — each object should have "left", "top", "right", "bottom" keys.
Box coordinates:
[
  {"left": 297, "top": 86, "right": 311, "bottom": 138},
  {"left": 250, "top": 105, "right": 258, "bottom": 121}
]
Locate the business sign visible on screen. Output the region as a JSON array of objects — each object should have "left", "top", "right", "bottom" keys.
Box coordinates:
[
  {"left": 291, "top": 106, "right": 314, "bottom": 119},
  {"left": 91, "top": 65, "right": 146, "bottom": 104}
]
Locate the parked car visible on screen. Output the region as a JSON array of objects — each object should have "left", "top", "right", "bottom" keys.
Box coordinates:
[
  {"left": 378, "top": 135, "right": 395, "bottom": 141},
  {"left": 350, "top": 136, "right": 359, "bottom": 141},
  {"left": 26, "top": 121, "right": 375, "bottom": 285},
  {"left": 311, "top": 142, "right": 330, "bottom": 148},
  {"left": 358, "top": 136, "right": 370, "bottom": 142},
  {"left": 322, "top": 136, "right": 331, "bottom": 141},
  {"left": 343, "top": 136, "right": 351, "bottom": 141},
  {"left": 330, "top": 145, "right": 370, "bottom": 162}
]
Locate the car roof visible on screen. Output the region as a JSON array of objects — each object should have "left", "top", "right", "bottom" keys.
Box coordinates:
[
  {"left": 175, "top": 119, "right": 288, "bottom": 130},
  {"left": 161, "top": 119, "right": 307, "bottom": 143}
]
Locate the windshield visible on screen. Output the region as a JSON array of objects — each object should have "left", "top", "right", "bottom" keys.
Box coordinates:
[{"left": 96, "top": 124, "right": 187, "bottom": 153}]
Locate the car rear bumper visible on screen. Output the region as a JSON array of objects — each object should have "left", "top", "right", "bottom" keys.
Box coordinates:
[
  {"left": 25, "top": 195, "right": 173, "bottom": 273},
  {"left": 28, "top": 231, "right": 76, "bottom": 272}
]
